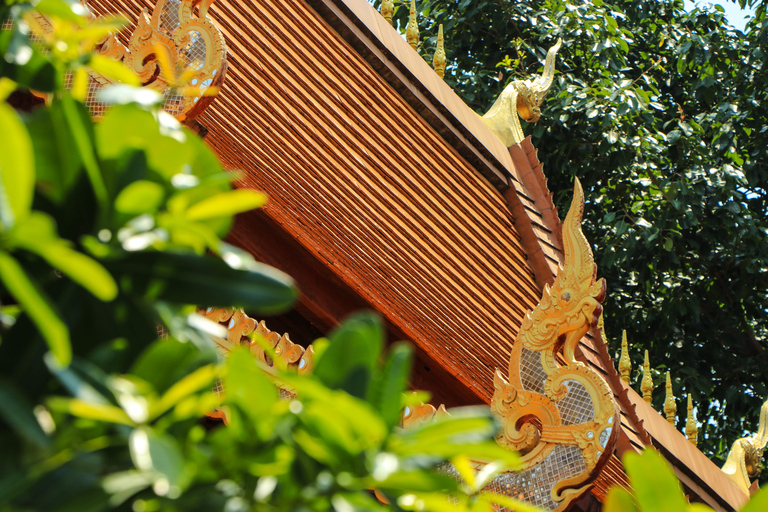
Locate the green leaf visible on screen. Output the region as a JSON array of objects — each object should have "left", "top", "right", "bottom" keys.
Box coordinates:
[
  {"left": 0, "top": 27, "right": 57, "bottom": 92},
  {"left": 0, "top": 102, "right": 34, "bottom": 229},
  {"left": 95, "top": 84, "right": 163, "bottom": 107},
  {"left": 11, "top": 212, "right": 118, "bottom": 301},
  {"left": 479, "top": 493, "right": 546, "bottom": 512},
  {"left": 391, "top": 408, "right": 519, "bottom": 466},
  {"left": 185, "top": 189, "right": 268, "bottom": 221},
  {"left": 35, "top": 0, "right": 88, "bottom": 24},
  {"left": 89, "top": 55, "right": 140, "bottom": 86},
  {"left": 58, "top": 95, "right": 107, "bottom": 214},
  {"left": 104, "top": 251, "right": 297, "bottom": 313},
  {"left": 373, "top": 470, "right": 458, "bottom": 494},
  {"left": 0, "top": 379, "right": 50, "bottom": 448},
  {"left": 604, "top": 486, "right": 638, "bottom": 512},
  {"left": 451, "top": 455, "right": 477, "bottom": 489},
  {"left": 149, "top": 364, "right": 219, "bottom": 420},
  {"left": 740, "top": 488, "right": 768, "bottom": 512},
  {"left": 225, "top": 346, "right": 277, "bottom": 421},
  {"left": 376, "top": 342, "right": 413, "bottom": 429},
  {"left": 48, "top": 396, "right": 133, "bottom": 425},
  {"left": 128, "top": 427, "right": 184, "bottom": 489},
  {"left": 97, "top": 104, "right": 192, "bottom": 179},
  {"left": 0, "top": 251, "right": 71, "bottom": 367},
  {"left": 131, "top": 337, "right": 211, "bottom": 392},
  {"left": 622, "top": 450, "right": 688, "bottom": 512},
  {"left": 25, "top": 101, "right": 84, "bottom": 202},
  {"left": 313, "top": 312, "right": 384, "bottom": 399},
  {"left": 115, "top": 180, "right": 165, "bottom": 215}
]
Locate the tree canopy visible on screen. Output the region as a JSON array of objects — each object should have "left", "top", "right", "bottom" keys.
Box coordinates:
[{"left": 374, "top": 0, "right": 768, "bottom": 469}]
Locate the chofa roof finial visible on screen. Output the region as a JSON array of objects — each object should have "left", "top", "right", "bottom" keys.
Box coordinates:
[{"left": 480, "top": 38, "right": 563, "bottom": 146}]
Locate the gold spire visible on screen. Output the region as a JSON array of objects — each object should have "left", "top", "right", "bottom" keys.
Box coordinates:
[
  {"left": 406, "top": 0, "right": 419, "bottom": 51},
  {"left": 381, "top": 0, "right": 394, "bottom": 25},
  {"left": 641, "top": 350, "right": 653, "bottom": 404},
  {"left": 432, "top": 24, "right": 446, "bottom": 79},
  {"left": 664, "top": 371, "right": 676, "bottom": 427},
  {"left": 686, "top": 393, "right": 698, "bottom": 446},
  {"left": 619, "top": 330, "right": 631, "bottom": 385}
]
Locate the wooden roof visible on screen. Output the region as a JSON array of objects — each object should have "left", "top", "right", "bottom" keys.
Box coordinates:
[{"left": 85, "top": 0, "right": 750, "bottom": 509}]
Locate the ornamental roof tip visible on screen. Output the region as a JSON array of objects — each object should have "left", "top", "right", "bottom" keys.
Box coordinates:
[{"left": 32, "top": 0, "right": 227, "bottom": 121}]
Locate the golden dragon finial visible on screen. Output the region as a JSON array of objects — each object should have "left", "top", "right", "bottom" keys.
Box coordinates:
[
  {"left": 480, "top": 38, "right": 562, "bottom": 146},
  {"left": 490, "top": 179, "right": 617, "bottom": 511},
  {"left": 722, "top": 397, "right": 768, "bottom": 494}
]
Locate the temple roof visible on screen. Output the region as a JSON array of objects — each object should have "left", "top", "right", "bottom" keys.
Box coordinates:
[{"left": 85, "top": 0, "right": 751, "bottom": 509}]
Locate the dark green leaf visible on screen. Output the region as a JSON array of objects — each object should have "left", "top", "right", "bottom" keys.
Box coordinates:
[
  {"left": 313, "top": 312, "right": 384, "bottom": 399},
  {"left": 104, "top": 251, "right": 297, "bottom": 313}
]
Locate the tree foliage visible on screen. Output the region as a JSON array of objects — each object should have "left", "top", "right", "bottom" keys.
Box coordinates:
[{"left": 374, "top": 0, "right": 768, "bottom": 468}]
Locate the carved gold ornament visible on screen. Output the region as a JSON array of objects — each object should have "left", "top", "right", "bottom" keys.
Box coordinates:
[
  {"left": 202, "top": 307, "right": 314, "bottom": 376},
  {"left": 481, "top": 39, "right": 562, "bottom": 147},
  {"left": 722, "top": 397, "right": 768, "bottom": 494},
  {"left": 33, "top": 0, "right": 227, "bottom": 121},
  {"left": 488, "top": 179, "right": 618, "bottom": 511}
]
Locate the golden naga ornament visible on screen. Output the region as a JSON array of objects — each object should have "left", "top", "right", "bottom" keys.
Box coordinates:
[
  {"left": 488, "top": 179, "right": 618, "bottom": 511},
  {"left": 722, "top": 397, "right": 768, "bottom": 494},
  {"left": 34, "top": 0, "right": 227, "bottom": 121},
  {"left": 202, "top": 307, "right": 313, "bottom": 375},
  {"left": 481, "top": 39, "right": 562, "bottom": 146}
]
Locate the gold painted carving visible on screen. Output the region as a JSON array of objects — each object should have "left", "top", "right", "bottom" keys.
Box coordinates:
[
  {"left": 433, "top": 24, "right": 446, "bottom": 79},
  {"left": 641, "top": 350, "right": 653, "bottom": 404},
  {"left": 664, "top": 371, "right": 676, "bottom": 427},
  {"left": 202, "top": 308, "right": 314, "bottom": 375},
  {"left": 619, "top": 330, "right": 631, "bottom": 384},
  {"left": 380, "top": 0, "right": 394, "bottom": 25},
  {"left": 722, "top": 397, "right": 768, "bottom": 494},
  {"left": 480, "top": 39, "right": 562, "bottom": 146},
  {"left": 686, "top": 393, "right": 698, "bottom": 447},
  {"left": 35, "top": 0, "right": 227, "bottom": 121},
  {"left": 489, "top": 180, "right": 618, "bottom": 511},
  {"left": 402, "top": 401, "right": 449, "bottom": 429},
  {"left": 406, "top": 0, "right": 419, "bottom": 51}
]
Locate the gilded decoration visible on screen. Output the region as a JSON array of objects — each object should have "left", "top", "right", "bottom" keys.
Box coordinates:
[
  {"left": 201, "top": 308, "right": 426, "bottom": 427},
  {"left": 33, "top": 0, "right": 227, "bottom": 121},
  {"left": 480, "top": 39, "right": 562, "bottom": 147},
  {"left": 402, "top": 401, "right": 449, "bottom": 429},
  {"left": 489, "top": 180, "right": 619, "bottom": 511},
  {"left": 202, "top": 307, "right": 314, "bottom": 376},
  {"left": 722, "top": 397, "right": 768, "bottom": 494}
]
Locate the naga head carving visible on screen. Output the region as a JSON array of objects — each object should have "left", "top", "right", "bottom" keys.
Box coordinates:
[
  {"left": 519, "top": 178, "right": 606, "bottom": 361},
  {"left": 515, "top": 38, "right": 562, "bottom": 123},
  {"left": 723, "top": 397, "right": 768, "bottom": 492},
  {"left": 488, "top": 179, "right": 617, "bottom": 512},
  {"left": 481, "top": 38, "right": 563, "bottom": 147}
]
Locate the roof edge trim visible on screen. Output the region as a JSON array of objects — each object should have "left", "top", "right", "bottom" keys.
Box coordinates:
[{"left": 304, "top": 0, "right": 517, "bottom": 191}]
